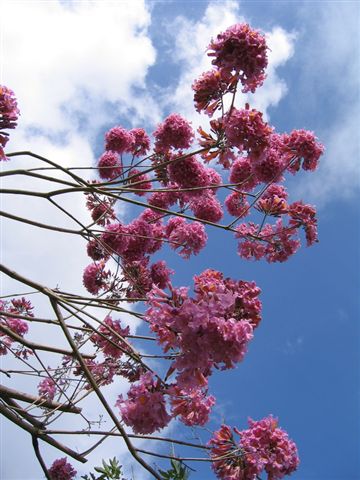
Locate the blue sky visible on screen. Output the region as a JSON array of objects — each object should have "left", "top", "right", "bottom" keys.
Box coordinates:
[{"left": 1, "top": 1, "right": 359, "bottom": 479}]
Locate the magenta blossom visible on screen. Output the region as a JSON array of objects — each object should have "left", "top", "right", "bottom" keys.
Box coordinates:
[
  {"left": 105, "top": 126, "right": 134, "bottom": 153},
  {"left": 38, "top": 377, "right": 57, "bottom": 401},
  {"left": 48, "top": 458, "right": 77, "bottom": 480},
  {"left": 116, "top": 372, "right": 171, "bottom": 434},
  {"left": 98, "top": 150, "right": 122, "bottom": 180},
  {"left": 207, "top": 23, "right": 268, "bottom": 93},
  {"left": 154, "top": 113, "right": 194, "bottom": 152}
]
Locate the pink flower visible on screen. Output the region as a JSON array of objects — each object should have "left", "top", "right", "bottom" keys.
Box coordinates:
[
  {"left": 10, "top": 297, "right": 34, "bottom": 316},
  {"left": 82, "top": 261, "right": 111, "bottom": 295},
  {"left": 48, "top": 458, "right": 77, "bottom": 480},
  {"left": 154, "top": 113, "right": 194, "bottom": 152},
  {"left": 262, "top": 220, "right": 300, "bottom": 263},
  {"left": 170, "top": 387, "right": 215, "bottom": 426},
  {"left": 0, "top": 299, "right": 31, "bottom": 355},
  {"left": 225, "top": 191, "right": 250, "bottom": 217},
  {"left": 90, "top": 315, "right": 130, "bottom": 359},
  {"left": 123, "top": 258, "right": 153, "bottom": 298},
  {"left": 192, "top": 69, "right": 233, "bottom": 115},
  {"left": 98, "top": 150, "right": 122, "bottom": 180},
  {"left": 206, "top": 167, "right": 223, "bottom": 193},
  {"left": 236, "top": 220, "right": 302, "bottom": 263},
  {"left": 283, "top": 129, "right": 324, "bottom": 172},
  {"left": 0, "top": 85, "right": 20, "bottom": 160},
  {"left": 0, "top": 85, "right": 19, "bottom": 126},
  {"left": 168, "top": 155, "right": 208, "bottom": 193},
  {"left": 190, "top": 193, "right": 223, "bottom": 223},
  {"left": 288, "top": 201, "right": 318, "bottom": 246},
  {"left": 116, "top": 372, "right": 171, "bottom": 434},
  {"left": 229, "top": 156, "right": 259, "bottom": 191},
  {"left": 225, "top": 107, "right": 272, "bottom": 156},
  {"left": 208, "top": 417, "right": 299, "bottom": 480},
  {"left": 166, "top": 217, "right": 207, "bottom": 258},
  {"left": 38, "top": 377, "right": 57, "bottom": 401},
  {"left": 5, "top": 318, "right": 29, "bottom": 336},
  {"left": 146, "top": 270, "right": 260, "bottom": 391},
  {"left": 127, "top": 168, "right": 152, "bottom": 196},
  {"left": 150, "top": 260, "right": 174, "bottom": 289},
  {"left": 86, "top": 238, "right": 109, "bottom": 261},
  {"left": 208, "top": 424, "right": 247, "bottom": 480},
  {"left": 129, "top": 127, "right": 150, "bottom": 156},
  {"left": 235, "top": 223, "right": 266, "bottom": 261},
  {"left": 148, "top": 187, "right": 179, "bottom": 210},
  {"left": 101, "top": 222, "right": 130, "bottom": 256},
  {"left": 86, "top": 192, "right": 116, "bottom": 226},
  {"left": 121, "top": 215, "right": 163, "bottom": 261},
  {"left": 207, "top": 23, "right": 268, "bottom": 93},
  {"left": 74, "top": 359, "right": 119, "bottom": 387},
  {"left": 105, "top": 126, "right": 134, "bottom": 153},
  {"left": 256, "top": 184, "right": 288, "bottom": 216},
  {"left": 240, "top": 416, "right": 300, "bottom": 480},
  {"left": 252, "top": 146, "right": 286, "bottom": 183}
]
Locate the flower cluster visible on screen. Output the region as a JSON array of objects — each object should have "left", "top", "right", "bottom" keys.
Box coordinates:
[
  {"left": 283, "top": 129, "right": 324, "bottom": 172},
  {"left": 236, "top": 198, "right": 318, "bottom": 263},
  {"left": 98, "top": 150, "right": 123, "bottom": 180},
  {"left": 192, "top": 69, "right": 234, "bottom": 116},
  {"left": 38, "top": 377, "right": 57, "bottom": 401},
  {"left": 153, "top": 113, "right": 194, "bottom": 152},
  {"left": 48, "top": 458, "right": 77, "bottom": 480},
  {"left": 98, "top": 126, "right": 150, "bottom": 177},
  {"left": 82, "top": 261, "right": 111, "bottom": 295},
  {"left": 86, "top": 189, "right": 117, "bottom": 226},
  {"left": 127, "top": 168, "right": 152, "bottom": 196},
  {"left": 165, "top": 217, "right": 208, "bottom": 258},
  {"left": 207, "top": 23, "right": 268, "bottom": 93},
  {"left": 90, "top": 315, "right": 130, "bottom": 359},
  {"left": 225, "top": 106, "right": 273, "bottom": 155},
  {"left": 0, "top": 85, "right": 20, "bottom": 160},
  {"left": 116, "top": 372, "right": 171, "bottom": 434},
  {"left": 105, "top": 126, "right": 134, "bottom": 154},
  {"left": 170, "top": 386, "right": 215, "bottom": 426},
  {"left": 146, "top": 269, "right": 261, "bottom": 393},
  {"left": 0, "top": 298, "right": 31, "bottom": 356},
  {"left": 130, "top": 127, "right": 151, "bottom": 156},
  {"left": 209, "top": 416, "right": 299, "bottom": 480}
]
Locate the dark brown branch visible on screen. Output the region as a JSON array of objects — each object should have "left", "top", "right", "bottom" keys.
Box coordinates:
[
  {"left": 0, "top": 323, "right": 94, "bottom": 359},
  {"left": 32, "top": 435, "right": 51, "bottom": 480},
  {"left": 50, "top": 298, "right": 162, "bottom": 480},
  {"left": 6, "top": 151, "right": 89, "bottom": 186},
  {"left": 42, "top": 429, "right": 210, "bottom": 449},
  {"left": 0, "top": 210, "right": 83, "bottom": 235},
  {"left": 135, "top": 448, "right": 210, "bottom": 462},
  {"left": 1, "top": 396, "right": 45, "bottom": 428},
  {"left": 0, "top": 384, "right": 82, "bottom": 413},
  {"left": 0, "top": 168, "right": 78, "bottom": 188}
]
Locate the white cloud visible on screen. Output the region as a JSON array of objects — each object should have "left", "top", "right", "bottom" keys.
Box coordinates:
[
  {"left": 291, "top": 2, "right": 360, "bottom": 204},
  {"left": 295, "top": 104, "right": 360, "bottom": 204},
  {"left": 1, "top": 0, "right": 160, "bottom": 134}
]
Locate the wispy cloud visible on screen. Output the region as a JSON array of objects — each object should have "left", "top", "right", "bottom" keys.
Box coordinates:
[
  {"left": 282, "top": 336, "right": 304, "bottom": 355},
  {"left": 1, "top": 0, "right": 160, "bottom": 136},
  {"left": 291, "top": 2, "right": 360, "bottom": 204}
]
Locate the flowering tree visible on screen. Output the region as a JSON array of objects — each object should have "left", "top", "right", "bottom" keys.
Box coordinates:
[{"left": 0, "top": 23, "right": 323, "bottom": 480}]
